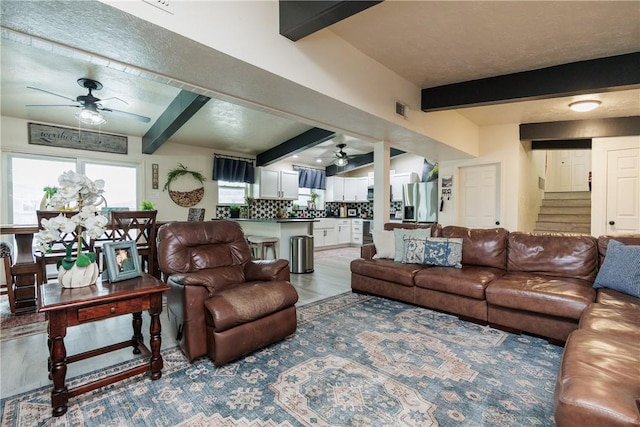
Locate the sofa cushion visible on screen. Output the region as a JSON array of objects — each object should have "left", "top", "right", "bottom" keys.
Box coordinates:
[
  {"left": 486, "top": 273, "right": 596, "bottom": 320},
  {"left": 371, "top": 230, "right": 395, "bottom": 259},
  {"left": 414, "top": 265, "right": 506, "bottom": 299},
  {"left": 393, "top": 228, "right": 430, "bottom": 262},
  {"left": 596, "top": 288, "right": 640, "bottom": 309},
  {"left": 579, "top": 304, "right": 640, "bottom": 339},
  {"left": 350, "top": 258, "right": 427, "bottom": 287},
  {"left": 554, "top": 329, "right": 640, "bottom": 427},
  {"left": 593, "top": 240, "right": 640, "bottom": 298},
  {"left": 204, "top": 281, "right": 298, "bottom": 332},
  {"left": 403, "top": 237, "right": 463, "bottom": 267},
  {"left": 506, "top": 232, "right": 598, "bottom": 282},
  {"left": 442, "top": 226, "right": 509, "bottom": 270}
]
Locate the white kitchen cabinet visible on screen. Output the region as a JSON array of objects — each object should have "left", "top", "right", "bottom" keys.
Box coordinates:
[
  {"left": 313, "top": 218, "right": 338, "bottom": 248},
  {"left": 327, "top": 176, "right": 368, "bottom": 202},
  {"left": 337, "top": 219, "right": 351, "bottom": 244},
  {"left": 254, "top": 167, "right": 299, "bottom": 200},
  {"left": 356, "top": 177, "right": 369, "bottom": 201},
  {"left": 390, "top": 172, "right": 419, "bottom": 201},
  {"left": 351, "top": 219, "right": 363, "bottom": 245},
  {"left": 325, "top": 176, "right": 344, "bottom": 202}
]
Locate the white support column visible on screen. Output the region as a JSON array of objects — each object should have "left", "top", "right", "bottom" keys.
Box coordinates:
[{"left": 373, "top": 141, "right": 391, "bottom": 231}]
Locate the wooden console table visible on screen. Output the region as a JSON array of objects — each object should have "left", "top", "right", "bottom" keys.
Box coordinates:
[{"left": 39, "top": 273, "right": 170, "bottom": 417}]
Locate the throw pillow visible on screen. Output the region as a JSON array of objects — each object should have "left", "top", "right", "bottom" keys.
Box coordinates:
[
  {"left": 403, "top": 237, "right": 463, "bottom": 268},
  {"left": 372, "top": 230, "right": 395, "bottom": 259},
  {"left": 393, "top": 228, "right": 431, "bottom": 262},
  {"left": 593, "top": 240, "right": 640, "bottom": 298}
]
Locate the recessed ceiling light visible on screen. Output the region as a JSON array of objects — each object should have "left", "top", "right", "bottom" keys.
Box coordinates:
[
  {"left": 569, "top": 100, "right": 601, "bottom": 112},
  {"left": 291, "top": 154, "right": 298, "bottom": 158},
  {"left": 316, "top": 158, "right": 323, "bottom": 163}
]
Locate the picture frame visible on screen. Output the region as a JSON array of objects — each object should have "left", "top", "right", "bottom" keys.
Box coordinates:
[{"left": 102, "top": 241, "right": 142, "bottom": 282}]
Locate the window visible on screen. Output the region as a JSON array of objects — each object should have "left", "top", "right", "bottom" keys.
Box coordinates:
[
  {"left": 4, "top": 154, "right": 139, "bottom": 224},
  {"left": 218, "top": 181, "right": 247, "bottom": 204}
]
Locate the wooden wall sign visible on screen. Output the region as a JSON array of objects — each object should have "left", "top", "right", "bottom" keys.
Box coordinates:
[{"left": 28, "top": 122, "right": 128, "bottom": 154}]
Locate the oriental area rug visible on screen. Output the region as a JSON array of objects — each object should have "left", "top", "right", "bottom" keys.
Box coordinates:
[
  {"left": 0, "top": 295, "right": 47, "bottom": 342},
  {"left": 0, "top": 292, "right": 562, "bottom": 426}
]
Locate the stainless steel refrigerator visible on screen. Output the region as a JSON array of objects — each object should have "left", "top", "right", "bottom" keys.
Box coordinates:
[{"left": 402, "top": 182, "right": 438, "bottom": 223}]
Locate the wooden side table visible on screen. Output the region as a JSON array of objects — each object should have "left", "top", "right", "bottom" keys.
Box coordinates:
[{"left": 39, "top": 273, "right": 170, "bottom": 417}]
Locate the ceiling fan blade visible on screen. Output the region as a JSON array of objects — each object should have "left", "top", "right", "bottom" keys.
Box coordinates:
[
  {"left": 99, "top": 107, "right": 151, "bottom": 123},
  {"left": 25, "top": 104, "right": 80, "bottom": 108},
  {"left": 27, "top": 86, "right": 76, "bottom": 102}
]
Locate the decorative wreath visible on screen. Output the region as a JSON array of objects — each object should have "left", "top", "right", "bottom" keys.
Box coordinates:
[{"left": 163, "top": 163, "right": 206, "bottom": 207}]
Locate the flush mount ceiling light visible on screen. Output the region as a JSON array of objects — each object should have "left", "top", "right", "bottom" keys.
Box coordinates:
[
  {"left": 75, "top": 104, "right": 106, "bottom": 125},
  {"left": 569, "top": 100, "right": 601, "bottom": 112}
]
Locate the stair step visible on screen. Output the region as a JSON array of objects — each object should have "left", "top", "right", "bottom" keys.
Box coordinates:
[
  {"left": 543, "top": 191, "right": 591, "bottom": 200},
  {"left": 541, "top": 199, "right": 591, "bottom": 207},
  {"left": 539, "top": 206, "right": 591, "bottom": 215},
  {"left": 537, "top": 214, "right": 591, "bottom": 223},
  {"left": 534, "top": 222, "right": 591, "bottom": 234}
]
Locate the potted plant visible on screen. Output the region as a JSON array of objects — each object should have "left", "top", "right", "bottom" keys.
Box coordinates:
[
  {"left": 229, "top": 204, "right": 241, "bottom": 218},
  {"left": 308, "top": 190, "right": 319, "bottom": 210},
  {"left": 244, "top": 195, "right": 255, "bottom": 218},
  {"left": 35, "top": 171, "right": 109, "bottom": 288},
  {"left": 140, "top": 200, "right": 156, "bottom": 211}
]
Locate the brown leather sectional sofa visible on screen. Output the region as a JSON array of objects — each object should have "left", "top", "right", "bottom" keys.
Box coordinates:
[{"left": 351, "top": 224, "right": 640, "bottom": 426}]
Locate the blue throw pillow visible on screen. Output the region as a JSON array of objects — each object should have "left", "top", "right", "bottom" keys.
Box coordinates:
[
  {"left": 593, "top": 240, "right": 640, "bottom": 298},
  {"left": 402, "top": 236, "right": 463, "bottom": 268},
  {"left": 393, "top": 228, "right": 430, "bottom": 262}
]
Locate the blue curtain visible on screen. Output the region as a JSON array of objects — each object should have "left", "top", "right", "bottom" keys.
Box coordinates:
[
  {"left": 294, "top": 166, "right": 326, "bottom": 189},
  {"left": 212, "top": 156, "right": 255, "bottom": 183}
]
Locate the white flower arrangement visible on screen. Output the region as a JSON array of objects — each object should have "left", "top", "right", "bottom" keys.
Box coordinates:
[{"left": 36, "top": 171, "right": 109, "bottom": 269}]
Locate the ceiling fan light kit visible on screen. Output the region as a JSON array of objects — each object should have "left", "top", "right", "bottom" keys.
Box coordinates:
[
  {"left": 334, "top": 143, "right": 349, "bottom": 166},
  {"left": 75, "top": 105, "right": 106, "bottom": 125},
  {"left": 569, "top": 100, "right": 601, "bottom": 112},
  {"left": 26, "top": 77, "right": 151, "bottom": 125}
]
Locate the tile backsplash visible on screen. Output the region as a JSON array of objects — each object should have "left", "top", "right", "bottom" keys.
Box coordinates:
[{"left": 216, "top": 199, "right": 402, "bottom": 220}]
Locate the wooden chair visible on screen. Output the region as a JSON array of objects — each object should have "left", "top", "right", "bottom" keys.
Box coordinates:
[
  {"left": 110, "top": 210, "right": 158, "bottom": 277},
  {"left": 35, "top": 211, "right": 92, "bottom": 283},
  {"left": 1, "top": 241, "right": 43, "bottom": 314}
]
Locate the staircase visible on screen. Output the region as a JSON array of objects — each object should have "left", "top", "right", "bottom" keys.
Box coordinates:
[{"left": 534, "top": 191, "right": 591, "bottom": 234}]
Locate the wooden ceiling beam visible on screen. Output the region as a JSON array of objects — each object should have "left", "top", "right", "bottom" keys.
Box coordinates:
[
  {"left": 421, "top": 52, "right": 640, "bottom": 112},
  {"left": 142, "top": 91, "right": 210, "bottom": 154},
  {"left": 520, "top": 116, "right": 640, "bottom": 141},
  {"left": 257, "top": 128, "right": 337, "bottom": 166},
  {"left": 279, "top": 0, "right": 382, "bottom": 41}
]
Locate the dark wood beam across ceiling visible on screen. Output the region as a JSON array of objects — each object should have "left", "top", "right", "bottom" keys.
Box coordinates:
[
  {"left": 279, "top": 0, "right": 383, "bottom": 41},
  {"left": 257, "top": 127, "right": 337, "bottom": 166},
  {"left": 142, "top": 91, "right": 210, "bottom": 154},
  {"left": 520, "top": 116, "right": 640, "bottom": 141},
  {"left": 326, "top": 148, "right": 405, "bottom": 176},
  {"left": 422, "top": 52, "right": 640, "bottom": 112}
]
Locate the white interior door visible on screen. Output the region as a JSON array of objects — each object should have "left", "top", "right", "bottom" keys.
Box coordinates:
[
  {"left": 459, "top": 163, "right": 501, "bottom": 228},
  {"left": 546, "top": 149, "right": 591, "bottom": 192},
  {"left": 606, "top": 148, "right": 640, "bottom": 233}
]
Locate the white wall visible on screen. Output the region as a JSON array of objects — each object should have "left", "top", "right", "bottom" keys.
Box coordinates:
[{"left": 0, "top": 115, "right": 250, "bottom": 223}]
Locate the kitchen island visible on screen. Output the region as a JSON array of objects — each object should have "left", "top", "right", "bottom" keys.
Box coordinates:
[{"left": 231, "top": 218, "right": 317, "bottom": 263}]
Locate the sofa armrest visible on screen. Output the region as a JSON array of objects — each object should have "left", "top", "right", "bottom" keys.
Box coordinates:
[
  {"left": 244, "top": 259, "right": 291, "bottom": 282},
  {"left": 361, "top": 243, "right": 376, "bottom": 260}
]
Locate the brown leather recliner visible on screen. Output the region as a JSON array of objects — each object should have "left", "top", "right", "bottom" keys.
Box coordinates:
[{"left": 156, "top": 220, "right": 298, "bottom": 365}]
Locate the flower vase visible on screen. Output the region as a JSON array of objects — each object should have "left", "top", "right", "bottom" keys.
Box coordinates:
[{"left": 57, "top": 263, "right": 99, "bottom": 288}]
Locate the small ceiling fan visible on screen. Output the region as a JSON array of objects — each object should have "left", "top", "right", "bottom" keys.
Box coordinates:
[
  {"left": 334, "top": 143, "right": 350, "bottom": 166},
  {"left": 26, "top": 78, "right": 151, "bottom": 125}
]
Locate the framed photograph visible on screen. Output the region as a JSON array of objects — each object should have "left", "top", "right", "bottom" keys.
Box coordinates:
[{"left": 102, "top": 241, "right": 142, "bottom": 282}]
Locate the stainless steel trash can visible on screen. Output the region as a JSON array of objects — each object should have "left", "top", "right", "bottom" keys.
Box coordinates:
[{"left": 290, "top": 235, "right": 314, "bottom": 273}]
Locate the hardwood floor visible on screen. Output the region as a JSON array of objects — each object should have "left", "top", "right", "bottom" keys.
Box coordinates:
[{"left": 0, "top": 247, "right": 359, "bottom": 399}]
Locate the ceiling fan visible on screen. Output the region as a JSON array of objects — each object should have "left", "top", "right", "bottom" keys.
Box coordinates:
[
  {"left": 26, "top": 78, "right": 151, "bottom": 125},
  {"left": 334, "top": 143, "right": 350, "bottom": 166}
]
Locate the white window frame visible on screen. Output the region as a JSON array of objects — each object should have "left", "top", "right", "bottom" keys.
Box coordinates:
[{"left": 217, "top": 180, "right": 248, "bottom": 205}]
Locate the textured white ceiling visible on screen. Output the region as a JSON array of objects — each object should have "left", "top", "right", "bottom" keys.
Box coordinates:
[{"left": 1, "top": 1, "right": 638, "bottom": 168}]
